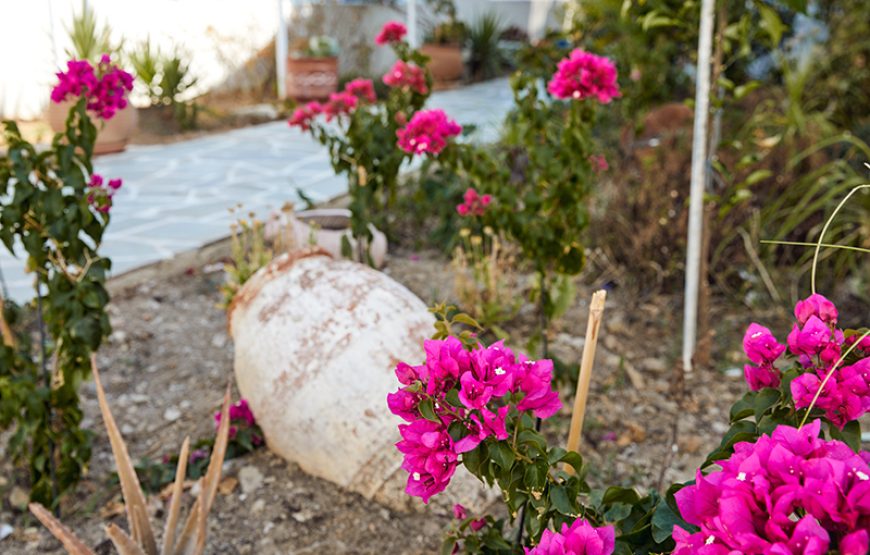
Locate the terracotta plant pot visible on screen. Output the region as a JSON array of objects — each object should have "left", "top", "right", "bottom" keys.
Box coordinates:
[
  {"left": 286, "top": 56, "right": 339, "bottom": 101},
  {"left": 265, "top": 208, "right": 389, "bottom": 268},
  {"left": 420, "top": 43, "right": 464, "bottom": 83},
  {"left": 46, "top": 100, "right": 138, "bottom": 155}
]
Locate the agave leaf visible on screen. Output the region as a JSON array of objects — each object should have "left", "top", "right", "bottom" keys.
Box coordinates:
[
  {"left": 161, "top": 436, "right": 190, "bottom": 555},
  {"left": 28, "top": 503, "right": 96, "bottom": 555},
  {"left": 90, "top": 355, "right": 159, "bottom": 555},
  {"left": 106, "top": 523, "right": 148, "bottom": 555},
  {"left": 174, "top": 385, "right": 231, "bottom": 555}
]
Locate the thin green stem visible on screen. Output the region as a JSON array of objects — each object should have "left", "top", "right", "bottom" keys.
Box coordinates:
[
  {"left": 798, "top": 329, "right": 870, "bottom": 429},
  {"left": 760, "top": 240, "right": 870, "bottom": 254},
  {"left": 810, "top": 184, "right": 869, "bottom": 294}
]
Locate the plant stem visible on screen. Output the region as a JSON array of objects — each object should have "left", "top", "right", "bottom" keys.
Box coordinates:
[
  {"left": 36, "top": 282, "right": 59, "bottom": 514},
  {"left": 516, "top": 270, "right": 551, "bottom": 547}
]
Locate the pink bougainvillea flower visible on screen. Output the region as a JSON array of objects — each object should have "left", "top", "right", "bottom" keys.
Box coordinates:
[
  {"left": 470, "top": 518, "right": 486, "bottom": 532},
  {"left": 525, "top": 519, "right": 615, "bottom": 555},
  {"left": 794, "top": 293, "right": 838, "bottom": 326},
  {"left": 214, "top": 399, "right": 259, "bottom": 440},
  {"left": 388, "top": 337, "right": 562, "bottom": 504},
  {"left": 456, "top": 188, "right": 492, "bottom": 217},
  {"left": 375, "top": 20, "right": 407, "bottom": 45},
  {"left": 589, "top": 154, "right": 609, "bottom": 173},
  {"left": 86, "top": 173, "right": 122, "bottom": 214},
  {"left": 51, "top": 55, "right": 134, "bottom": 120},
  {"left": 387, "top": 388, "right": 422, "bottom": 422},
  {"left": 673, "top": 420, "right": 870, "bottom": 553},
  {"left": 787, "top": 316, "right": 834, "bottom": 359},
  {"left": 51, "top": 60, "right": 98, "bottom": 103},
  {"left": 514, "top": 358, "right": 562, "bottom": 418},
  {"left": 741, "top": 323, "right": 787, "bottom": 391},
  {"left": 396, "top": 109, "right": 461, "bottom": 155},
  {"left": 454, "top": 406, "right": 510, "bottom": 453},
  {"left": 422, "top": 336, "right": 471, "bottom": 396},
  {"left": 343, "top": 78, "right": 377, "bottom": 103},
  {"left": 547, "top": 49, "right": 620, "bottom": 103},
  {"left": 453, "top": 503, "right": 467, "bottom": 520},
  {"left": 288, "top": 101, "right": 323, "bottom": 130},
  {"left": 743, "top": 323, "right": 786, "bottom": 365},
  {"left": 744, "top": 363, "right": 782, "bottom": 391},
  {"left": 839, "top": 530, "right": 870, "bottom": 555},
  {"left": 396, "top": 419, "right": 457, "bottom": 503},
  {"left": 323, "top": 92, "right": 358, "bottom": 121},
  {"left": 382, "top": 60, "right": 428, "bottom": 95}
]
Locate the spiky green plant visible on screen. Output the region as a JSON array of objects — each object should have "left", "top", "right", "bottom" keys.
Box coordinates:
[
  {"left": 29, "top": 355, "right": 232, "bottom": 555},
  {"left": 65, "top": 1, "right": 118, "bottom": 62}
]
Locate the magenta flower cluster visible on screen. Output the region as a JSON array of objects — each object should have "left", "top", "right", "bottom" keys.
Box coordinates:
[
  {"left": 396, "top": 109, "right": 462, "bottom": 155},
  {"left": 673, "top": 419, "right": 870, "bottom": 554},
  {"left": 456, "top": 187, "right": 492, "bottom": 217},
  {"left": 382, "top": 60, "right": 429, "bottom": 95},
  {"left": 525, "top": 519, "right": 615, "bottom": 555},
  {"left": 287, "top": 78, "right": 378, "bottom": 129},
  {"left": 85, "top": 174, "right": 122, "bottom": 213},
  {"left": 343, "top": 78, "right": 377, "bottom": 103},
  {"left": 388, "top": 337, "right": 561, "bottom": 503},
  {"left": 742, "top": 293, "right": 870, "bottom": 428},
  {"left": 51, "top": 55, "right": 134, "bottom": 120},
  {"left": 547, "top": 49, "right": 620, "bottom": 103},
  {"left": 375, "top": 20, "right": 407, "bottom": 45},
  {"left": 214, "top": 398, "right": 263, "bottom": 445}
]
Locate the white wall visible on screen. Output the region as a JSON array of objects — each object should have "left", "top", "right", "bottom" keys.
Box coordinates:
[
  {"left": 453, "top": 0, "right": 566, "bottom": 41},
  {"left": 0, "top": 0, "right": 280, "bottom": 119}
]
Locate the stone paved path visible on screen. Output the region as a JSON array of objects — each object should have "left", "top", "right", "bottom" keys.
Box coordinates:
[{"left": 0, "top": 78, "right": 513, "bottom": 302}]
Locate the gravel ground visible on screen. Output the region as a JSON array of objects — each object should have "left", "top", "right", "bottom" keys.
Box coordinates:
[{"left": 0, "top": 241, "right": 849, "bottom": 554}]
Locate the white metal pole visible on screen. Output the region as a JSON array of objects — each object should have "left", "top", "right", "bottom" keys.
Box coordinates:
[
  {"left": 681, "top": 0, "right": 716, "bottom": 373},
  {"left": 408, "top": 0, "right": 418, "bottom": 48},
  {"left": 276, "top": 0, "right": 288, "bottom": 99}
]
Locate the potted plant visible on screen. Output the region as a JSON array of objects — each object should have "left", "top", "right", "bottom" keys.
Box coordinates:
[
  {"left": 45, "top": 2, "right": 137, "bottom": 154},
  {"left": 286, "top": 35, "right": 340, "bottom": 101},
  {"left": 420, "top": 0, "right": 467, "bottom": 83}
]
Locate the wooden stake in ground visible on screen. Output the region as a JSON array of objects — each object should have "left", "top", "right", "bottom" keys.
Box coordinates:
[
  {"left": 0, "top": 292, "right": 15, "bottom": 348},
  {"left": 566, "top": 290, "right": 607, "bottom": 463}
]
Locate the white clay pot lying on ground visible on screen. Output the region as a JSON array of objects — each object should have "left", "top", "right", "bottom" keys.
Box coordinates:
[
  {"left": 228, "top": 250, "right": 494, "bottom": 512},
  {"left": 265, "top": 208, "right": 388, "bottom": 268}
]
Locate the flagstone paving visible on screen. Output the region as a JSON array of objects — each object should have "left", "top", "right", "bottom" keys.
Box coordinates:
[{"left": 0, "top": 78, "right": 513, "bottom": 302}]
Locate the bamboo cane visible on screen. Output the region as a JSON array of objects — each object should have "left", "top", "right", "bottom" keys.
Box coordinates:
[
  {"left": 0, "top": 292, "right": 15, "bottom": 348},
  {"left": 565, "top": 290, "right": 607, "bottom": 468}
]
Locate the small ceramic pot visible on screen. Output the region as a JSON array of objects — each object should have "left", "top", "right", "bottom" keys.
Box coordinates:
[
  {"left": 46, "top": 100, "right": 138, "bottom": 155},
  {"left": 265, "top": 208, "right": 388, "bottom": 269}
]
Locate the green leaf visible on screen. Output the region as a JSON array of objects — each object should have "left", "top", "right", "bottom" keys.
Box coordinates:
[
  {"left": 603, "top": 486, "right": 641, "bottom": 506},
  {"left": 490, "top": 441, "right": 515, "bottom": 470},
  {"left": 417, "top": 398, "right": 439, "bottom": 422},
  {"left": 604, "top": 502, "right": 632, "bottom": 523},
  {"left": 651, "top": 496, "right": 694, "bottom": 543},
  {"left": 452, "top": 313, "right": 482, "bottom": 329},
  {"left": 549, "top": 484, "right": 574, "bottom": 515},
  {"left": 828, "top": 420, "right": 861, "bottom": 452},
  {"left": 729, "top": 392, "right": 755, "bottom": 422},
  {"left": 758, "top": 4, "right": 785, "bottom": 47},
  {"left": 753, "top": 387, "right": 781, "bottom": 421}
]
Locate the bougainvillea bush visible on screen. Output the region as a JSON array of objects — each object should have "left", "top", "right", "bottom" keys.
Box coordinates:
[
  {"left": 433, "top": 48, "right": 620, "bottom": 353},
  {"left": 0, "top": 55, "right": 130, "bottom": 505},
  {"left": 288, "top": 21, "right": 436, "bottom": 262},
  {"left": 389, "top": 291, "right": 869, "bottom": 554}
]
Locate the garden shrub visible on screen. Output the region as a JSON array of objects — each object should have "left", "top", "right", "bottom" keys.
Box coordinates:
[
  {"left": 0, "top": 55, "right": 130, "bottom": 506},
  {"left": 566, "top": 0, "right": 869, "bottom": 302},
  {"left": 436, "top": 48, "right": 619, "bottom": 354},
  {"left": 288, "top": 21, "right": 436, "bottom": 263},
  {"left": 389, "top": 289, "right": 870, "bottom": 553}
]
